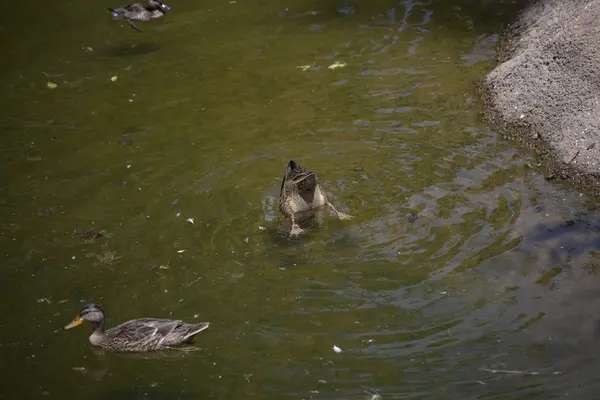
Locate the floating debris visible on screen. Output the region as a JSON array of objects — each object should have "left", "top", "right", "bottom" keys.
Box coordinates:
[
  {"left": 95, "top": 250, "right": 121, "bottom": 264},
  {"left": 150, "top": 261, "right": 170, "bottom": 272},
  {"left": 364, "top": 388, "right": 382, "bottom": 400},
  {"left": 111, "top": 76, "right": 118, "bottom": 82},
  {"left": 328, "top": 61, "right": 347, "bottom": 70},
  {"left": 479, "top": 368, "right": 540, "bottom": 376},
  {"left": 407, "top": 208, "right": 429, "bottom": 223},
  {"left": 297, "top": 64, "right": 313, "bottom": 71},
  {"left": 338, "top": 5, "right": 356, "bottom": 15},
  {"left": 177, "top": 250, "right": 186, "bottom": 254},
  {"left": 332, "top": 345, "right": 342, "bottom": 353},
  {"left": 74, "top": 229, "right": 104, "bottom": 243},
  {"left": 38, "top": 207, "right": 55, "bottom": 216},
  {"left": 117, "top": 138, "right": 133, "bottom": 146},
  {"left": 407, "top": 213, "right": 420, "bottom": 223},
  {"left": 186, "top": 218, "right": 195, "bottom": 224},
  {"left": 46, "top": 82, "right": 58, "bottom": 89}
]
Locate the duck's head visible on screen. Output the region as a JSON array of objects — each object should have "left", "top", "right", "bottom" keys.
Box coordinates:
[
  {"left": 153, "top": 0, "right": 172, "bottom": 12},
  {"left": 107, "top": 7, "right": 123, "bottom": 18},
  {"left": 65, "top": 304, "right": 105, "bottom": 329}
]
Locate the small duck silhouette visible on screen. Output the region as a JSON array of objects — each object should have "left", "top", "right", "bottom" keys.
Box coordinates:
[
  {"left": 107, "top": 0, "right": 172, "bottom": 32},
  {"left": 278, "top": 160, "right": 353, "bottom": 236}
]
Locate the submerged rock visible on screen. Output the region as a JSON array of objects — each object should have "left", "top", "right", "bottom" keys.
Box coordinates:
[{"left": 481, "top": 0, "right": 600, "bottom": 197}]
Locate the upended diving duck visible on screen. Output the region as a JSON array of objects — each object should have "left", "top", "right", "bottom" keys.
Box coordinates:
[
  {"left": 278, "top": 160, "right": 353, "bottom": 236},
  {"left": 64, "top": 304, "right": 209, "bottom": 353},
  {"left": 107, "top": 0, "right": 172, "bottom": 32}
]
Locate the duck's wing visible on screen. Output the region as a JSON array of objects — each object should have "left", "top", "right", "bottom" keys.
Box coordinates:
[
  {"left": 137, "top": 318, "right": 182, "bottom": 337},
  {"left": 285, "top": 160, "right": 315, "bottom": 185},
  {"left": 123, "top": 3, "right": 145, "bottom": 12},
  {"left": 292, "top": 170, "right": 315, "bottom": 184},
  {"left": 109, "top": 318, "right": 181, "bottom": 342},
  {"left": 280, "top": 161, "right": 295, "bottom": 194},
  {"left": 281, "top": 160, "right": 308, "bottom": 193}
]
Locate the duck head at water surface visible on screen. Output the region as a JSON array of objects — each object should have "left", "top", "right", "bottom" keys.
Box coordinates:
[
  {"left": 278, "top": 160, "right": 353, "bottom": 237},
  {"left": 107, "top": 0, "right": 172, "bottom": 32},
  {"left": 65, "top": 303, "right": 209, "bottom": 353}
]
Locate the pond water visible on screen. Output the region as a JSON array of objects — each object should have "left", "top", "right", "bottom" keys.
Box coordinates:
[{"left": 3, "top": 0, "right": 600, "bottom": 398}]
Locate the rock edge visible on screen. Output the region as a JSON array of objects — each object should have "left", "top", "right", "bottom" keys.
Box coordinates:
[{"left": 480, "top": 0, "right": 600, "bottom": 197}]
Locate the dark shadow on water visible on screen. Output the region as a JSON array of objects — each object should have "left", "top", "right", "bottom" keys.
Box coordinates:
[
  {"left": 74, "top": 347, "right": 209, "bottom": 385},
  {"left": 526, "top": 218, "right": 600, "bottom": 257},
  {"left": 523, "top": 216, "right": 600, "bottom": 290},
  {"left": 429, "top": 0, "right": 533, "bottom": 29},
  {"left": 104, "top": 42, "right": 161, "bottom": 58},
  {"left": 295, "top": 0, "right": 532, "bottom": 34},
  {"left": 110, "top": 349, "right": 206, "bottom": 361}
]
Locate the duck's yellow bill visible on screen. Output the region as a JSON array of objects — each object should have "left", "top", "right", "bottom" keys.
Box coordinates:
[{"left": 65, "top": 316, "right": 83, "bottom": 329}]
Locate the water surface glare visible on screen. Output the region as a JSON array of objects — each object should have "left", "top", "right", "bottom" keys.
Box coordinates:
[{"left": 3, "top": 0, "right": 600, "bottom": 399}]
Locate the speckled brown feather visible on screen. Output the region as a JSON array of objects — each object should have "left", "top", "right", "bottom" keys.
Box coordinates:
[
  {"left": 277, "top": 160, "right": 354, "bottom": 236},
  {"left": 278, "top": 160, "right": 328, "bottom": 218}
]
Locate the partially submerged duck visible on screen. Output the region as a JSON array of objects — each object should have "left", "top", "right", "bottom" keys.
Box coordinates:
[
  {"left": 65, "top": 304, "right": 209, "bottom": 353},
  {"left": 107, "top": 0, "right": 172, "bottom": 32},
  {"left": 278, "top": 160, "right": 353, "bottom": 236}
]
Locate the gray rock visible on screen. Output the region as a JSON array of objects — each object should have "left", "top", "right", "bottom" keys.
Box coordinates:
[{"left": 481, "top": 0, "right": 600, "bottom": 196}]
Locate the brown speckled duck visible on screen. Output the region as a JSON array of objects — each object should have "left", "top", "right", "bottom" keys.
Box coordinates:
[
  {"left": 107, "top": 0, "right": 172, "bottom": 32},
  {"left": 278, "top": 160, "right": 353, "bottom": 236},
  {"left": 65, "top": 304, "right": 209, "bottom": 353}
]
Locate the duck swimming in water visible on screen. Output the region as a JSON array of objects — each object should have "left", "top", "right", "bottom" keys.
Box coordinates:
[
  {"left": 64, "top": 304, "right": 209, "bottom": 353},
  {"left": 278, "top": 160, "right": 353, "bottom": 237},
  {"left": 107, "top": 0, "right": 172, "bottom": 32}
]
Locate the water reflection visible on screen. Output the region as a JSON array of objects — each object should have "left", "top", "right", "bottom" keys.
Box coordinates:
[{"left": 104, "top": 42, "right": 161, "bottom": 58}]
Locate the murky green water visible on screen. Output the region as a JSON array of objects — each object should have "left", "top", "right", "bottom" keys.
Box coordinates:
[{"left": 3, "top": 0, "right": 600, "bottom": 398}]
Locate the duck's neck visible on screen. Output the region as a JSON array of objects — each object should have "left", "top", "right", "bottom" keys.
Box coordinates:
[
  {"left": 89, "top": 319, "right": 106, "bottom": 347},
  {"left": 91, "top": 319, "right": 105, "bottom": 333}
]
